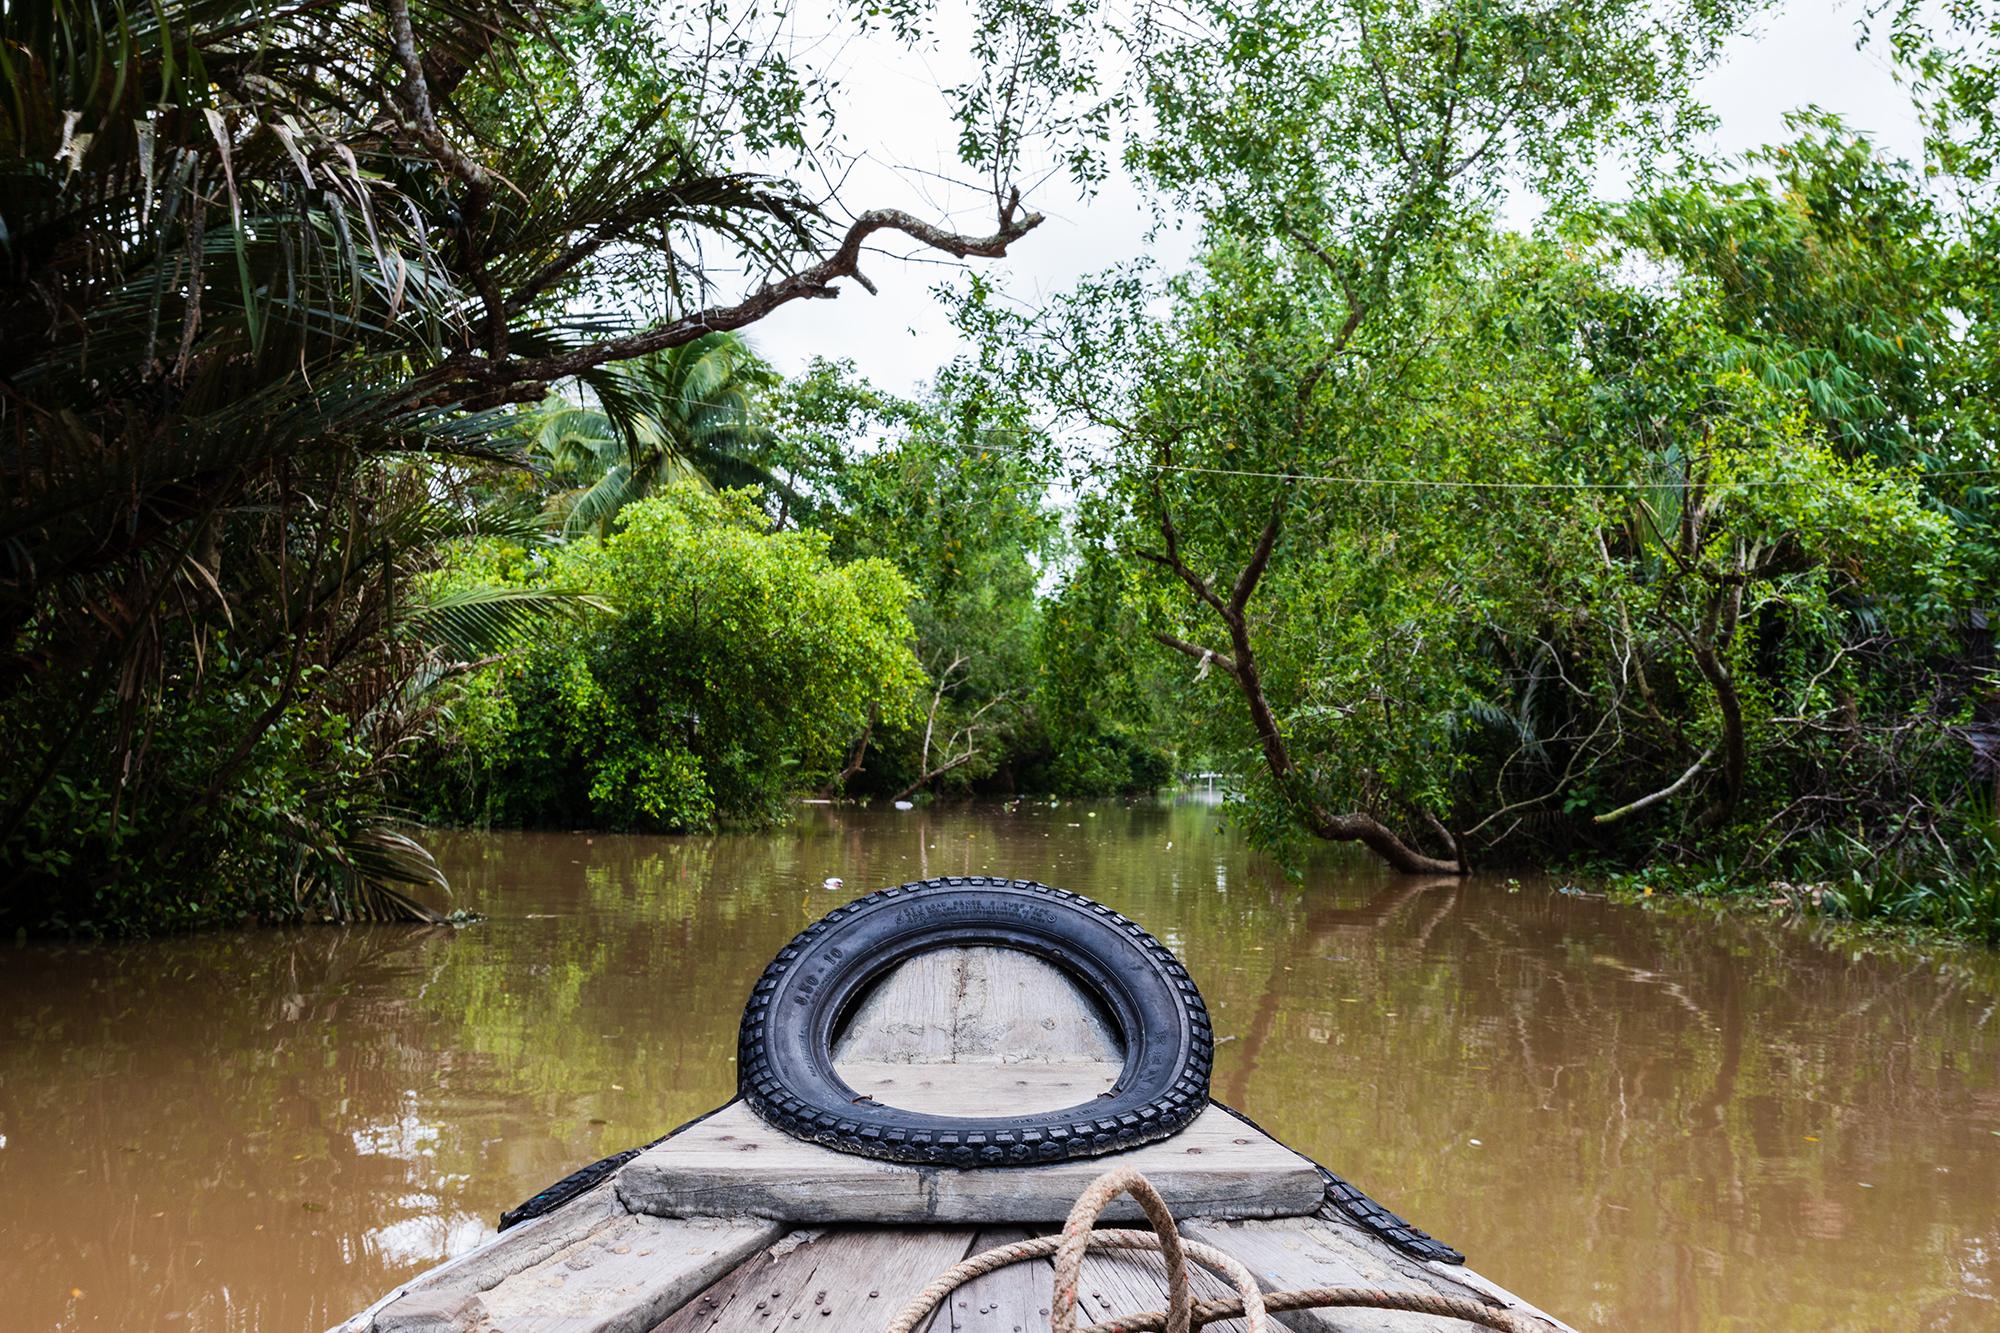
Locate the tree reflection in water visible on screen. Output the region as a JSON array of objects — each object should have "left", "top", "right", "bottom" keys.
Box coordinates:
[{"left": 1, "top": 803, "right": 1995, "bottom": 1331}]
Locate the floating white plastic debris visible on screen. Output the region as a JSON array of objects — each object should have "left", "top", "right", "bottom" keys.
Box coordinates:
[
  {"left": 822, "top": 877, "right": 844, "bottom": 891},
  {"left": 894, "top": 800, "right": 914, "bottom": 810}
]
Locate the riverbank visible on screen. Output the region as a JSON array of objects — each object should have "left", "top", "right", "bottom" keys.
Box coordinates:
[{"left": 1602, "top": 864, "right": 2000, "bottom": 954}]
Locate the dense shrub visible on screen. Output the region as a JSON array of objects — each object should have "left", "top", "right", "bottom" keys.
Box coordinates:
[{"left": 402, "top": 486, "right": 922, "bottom": 830}]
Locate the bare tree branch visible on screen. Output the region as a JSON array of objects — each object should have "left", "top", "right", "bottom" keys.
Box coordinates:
[
  {"left": 892, "top": 657, "right": 1012, "bottom": 801},
  {"left": 380, "top": 0, "right": 504, "bottom": 194},
  {"left": 417, "top": 207, "right": 1044, "bottom": 406},
  {"left": 1594, "top": 748, "right": 1714, "bottom": 826},
  {"left": 822, "top": 702, "right": 878, "bottom": 796}
]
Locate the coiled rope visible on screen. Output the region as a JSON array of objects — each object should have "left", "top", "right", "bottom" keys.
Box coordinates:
[{"left": 884, "top": 1166, "right": 1534, "bottom": 1333}]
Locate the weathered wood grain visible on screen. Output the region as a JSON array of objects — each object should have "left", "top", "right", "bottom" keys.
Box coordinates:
[
  {"left": 1408, "top": 1261, "right": 1572, "bottom": 1333},
  {"left": 374, "top": 1291, "right": 488, "bottom": 1333},
  {"left": 1183, "top": 1218, "right": 1424, "bottom": 1295},
  {"left": 928, "top": 1228, "right": 1049, "bottom": 1333},
  {"left": 831, "top": 948, "right": 1123, "bottom": 1069},
  {"left": 1072, "top": 1241, "right": 1243, "bottom": 1330},
  {"left": 647, "top": 1226, "right": 979, "bottom": 1333},
  {"left": 1178, "top": 1218, "right": 1429, "bottom": 1333},
  {"left": 469, "top": 1212, "right": 784, "bottom": 1333},
  {"left": 830, "top": 1064, "right": 1118, "bottom": 1117},
  {"left": 615, "top": 1100, "right": 1324, "bottom": 1225},
  {"left": 1181, "top": 1217, "right": 1575, "bottom": 1333},
  {"left": 335, "top": 1181, "right": 631, "bottom": 1333}
]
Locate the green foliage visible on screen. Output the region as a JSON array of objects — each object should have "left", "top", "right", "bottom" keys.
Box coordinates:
[
  {"left": 522, "top": 332, "right": 793, "bottom": 538},
  {"left": 403, "top": 485, "right": 922, "bottom": 829},
  {"left": 894, "top": 0, "right": 2000, "bottom": 941},
  {"left": 5, "top": 648, "right": 409, "bottom": 937},
  {"left": 1025, "top": 538, "right": 1185, "bottom": 797},
  {"left": 1877, "top": 0, "right": 2000, "bottom": 186},
  {"left": 1611, "top": 123, "right": 1951, "bottom": 463},
  {"left": 1129, "top": 0, "right": 1752, "bottom": 319},
  {"left": 17, "top": 0, "right": 2000, "bottom": 946},
  {"left": 961, "top": 88, "right": 1994, "bottom": 919},
  {"left": 764, "top": 361, "right": 1090, "bottom": 797},
  {"left": 1792, "top": 803, "right": 2000, "bottom": 946},
  {"left": 1, "top": 0, "right": 1065, "bottom": 933},
  {"left": 0, "top": 464, "right": 592, "bottom": 936},
  {"left": 1606, "top": 117, "right": 2000, "bottom": 580}
]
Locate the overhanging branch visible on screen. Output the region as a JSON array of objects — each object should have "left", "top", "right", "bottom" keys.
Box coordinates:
[{"left": 416, "top": 207, "right": 1044, "bottom": 407}]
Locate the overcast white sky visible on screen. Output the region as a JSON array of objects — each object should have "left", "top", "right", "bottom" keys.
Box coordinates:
[{"left": 742, "top": 0, "right": 1930, "bottom": 397}]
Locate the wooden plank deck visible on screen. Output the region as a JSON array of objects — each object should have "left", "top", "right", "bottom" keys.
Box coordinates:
[
  {"left": 650, "top": 1225, "right": 981, "bottom": 1333},
  {"left": 638, "top": 1212, "right": 1569, "bottom": 1333},
  {"left": 615, "top": 1099, "right": 1325, "bottom": 1225},
  {"left": 832, "top": 948, "right": 1124, "bottom": 1071},
  {"left": 932, "top": 1229, "right": 1046, "bottom": 1333},
  {"left": 333, "top": 947, "right": 1575, "bottom": 1333}
]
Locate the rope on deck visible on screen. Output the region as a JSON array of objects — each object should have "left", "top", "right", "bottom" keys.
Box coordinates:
[{"left": 884, "top": 1167, "right": 1536, "bottom": 1333}]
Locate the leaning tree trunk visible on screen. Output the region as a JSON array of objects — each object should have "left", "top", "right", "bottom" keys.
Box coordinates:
[
  {"left": 1688, "top": 580, "right": 1747, "bottom": 831},
  {"left": 822, "top": 705, "right": 878, "bottom": 797},
  {"left": 1135, "top": 502, "right": 1461, "bottom": 876}
]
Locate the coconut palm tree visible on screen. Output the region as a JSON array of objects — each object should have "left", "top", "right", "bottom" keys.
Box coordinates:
[{"left": 525, "top": 332, "right": 800, "bottom": 537}]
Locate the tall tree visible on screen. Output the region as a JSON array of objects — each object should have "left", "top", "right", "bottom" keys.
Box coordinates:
[
  {"left": 766, "top": 360, "right": 1060, "bottom": 798},
  {"left": 0, "top": 0, "right": 1057, "bottom": 932},
  {"left": 967, "top": 0, "right": 1758, "bottom": 872}
]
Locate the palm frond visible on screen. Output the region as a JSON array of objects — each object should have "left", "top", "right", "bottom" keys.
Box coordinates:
[
  {"left": 513, "top": 330, "right": 784, "bottom": 532},
  {"left": 406, "top": 584, "right": 610, "bottom": 658},
  {"left": 551, "top": 462, "right": 643, "bottom": 538},
  {"left": 326, "top": 823, "right": 450, "bottom": 924}
]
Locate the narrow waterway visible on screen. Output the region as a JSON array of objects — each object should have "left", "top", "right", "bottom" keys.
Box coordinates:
[{"left": 3, "top": 801, "right": 1997, "bottom": 1332}]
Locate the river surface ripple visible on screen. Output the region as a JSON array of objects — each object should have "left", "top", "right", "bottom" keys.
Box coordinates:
[{"left": 3, "top": 800, "right": 1998, "bottom": 1332}]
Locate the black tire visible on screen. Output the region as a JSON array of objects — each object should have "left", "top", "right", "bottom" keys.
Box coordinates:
[{"left": 737, "top": 877, "right": 1213, "bottom": 1167}]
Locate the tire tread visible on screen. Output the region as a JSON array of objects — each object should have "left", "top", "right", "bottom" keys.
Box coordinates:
[{"left": 738, "top": 878, "right": 1212, "bottom": 1166}]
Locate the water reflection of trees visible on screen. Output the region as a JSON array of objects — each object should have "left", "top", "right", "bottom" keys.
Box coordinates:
[
  {"left": 1185, "top": 868, "right": 2000, "bottom": 1333},
  {"left": 7, "top": 810, "right": 1996, "bottom": 1332}
]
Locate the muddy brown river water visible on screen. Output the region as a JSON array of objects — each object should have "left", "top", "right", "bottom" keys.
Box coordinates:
[{"left": 3, "top": 801, "right": 1998, "bottom": 1332}]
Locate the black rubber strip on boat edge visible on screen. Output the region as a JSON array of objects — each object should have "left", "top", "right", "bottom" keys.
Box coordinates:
[
  {"left": 497, "top": 1098, "right": 738, "bottom": 1231},
  {"left": 737, "top": 877, "right": 1214, "bottom": 1167},
  {"left": 1206, "top": 1098, "right": 1466, "bottom": 1265}
]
